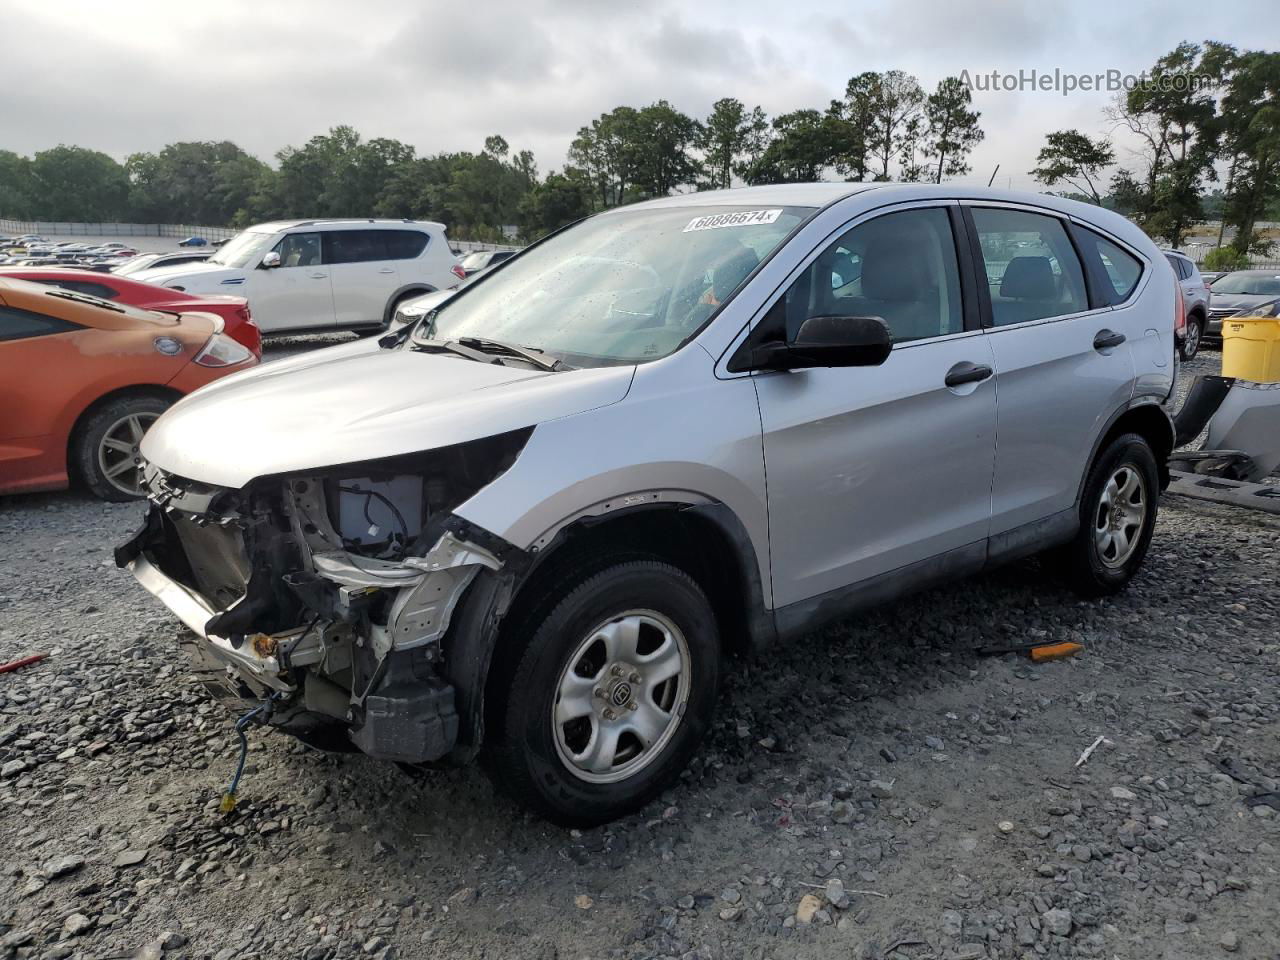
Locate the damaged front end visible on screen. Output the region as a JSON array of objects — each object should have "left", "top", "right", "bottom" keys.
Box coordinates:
[{"left": 115, "top": 430, "right": 530, "bottom": 764}]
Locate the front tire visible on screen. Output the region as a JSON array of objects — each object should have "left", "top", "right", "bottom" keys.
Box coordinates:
[
  {"left": 1179, "top": 315, "right": 1203, "bottom": 360},
  {"left": 484, "top": 560, "right": 720, "bottom": 826},
  {"left": 74, "top": 394, "right": 172, "bottom": 501},
  {"left": 1053, "top": 433, "right": 1159, "bottom": 597}
]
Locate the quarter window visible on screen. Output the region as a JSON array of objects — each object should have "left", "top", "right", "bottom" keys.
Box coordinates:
[
  {"left": 774, "top": 206, "right": 964, "bottom": 345},
  {"left": 0, "top": 305, "right": 81, "bottom": 342},
  {"left": 384, "top": 231, "right": 429, "bottom": 260},
  {"left": 1080, "top": 232, "right": 1143, "bottom": 303},
  {"left": 969, "top": 208, "right": 1089, "bottom": 326}
]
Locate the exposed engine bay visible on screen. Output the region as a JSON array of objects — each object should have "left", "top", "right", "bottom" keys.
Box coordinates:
[{"left": 115, "top": 429, "right": 532, "bottom": 765}]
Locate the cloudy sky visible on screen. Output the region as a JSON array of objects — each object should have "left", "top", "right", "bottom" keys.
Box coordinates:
[{"left": 8, "top": 0, "right": 1280, "bottom": 190}]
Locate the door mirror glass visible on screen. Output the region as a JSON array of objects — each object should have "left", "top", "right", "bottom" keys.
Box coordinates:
[
  {"left": 260, "top": 251, "right": 281, "bottom": 269},
  {"left": 753, "top": 315, "right": 892, "bottom": 370}
]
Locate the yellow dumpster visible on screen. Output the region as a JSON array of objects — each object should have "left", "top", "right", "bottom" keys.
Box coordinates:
[{"left": 1221, "top": 316, "right": 1280, "bottom": 382}]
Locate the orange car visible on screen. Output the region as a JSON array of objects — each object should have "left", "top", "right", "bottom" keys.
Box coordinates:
[{"left": 0, "top": 277, "right": 258, "bottom": 500}]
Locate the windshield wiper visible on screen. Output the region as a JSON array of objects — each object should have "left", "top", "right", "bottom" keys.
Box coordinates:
[
  {"left": 456, "top": 336, "right": 568, "bottom": 371},
  {"left": 410, "top": 338, "right": 508, "bottom": 364}
]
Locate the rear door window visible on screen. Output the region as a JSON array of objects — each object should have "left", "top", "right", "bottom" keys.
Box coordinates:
[
  {"left": 325, "top": 230, "right": 389, "bottom": 264},
  {"left": 969, "top": 207, "right": 1089, "bottom": 325}
]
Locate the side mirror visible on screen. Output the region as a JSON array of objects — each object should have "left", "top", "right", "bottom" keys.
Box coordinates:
[
  {"left": 260, "top": 251, "right": 281, "bottom": 269},
  {"left": 739, "top": 315, "right": 892, "bottom": 372}
]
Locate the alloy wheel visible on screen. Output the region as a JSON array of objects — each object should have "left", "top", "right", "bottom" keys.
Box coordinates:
[
  {"left": 97, "top": 411, "right": 157, "bottom": 497},
  {"left": 1093, "top": 464, "right": 1148, "bottom": 568}
]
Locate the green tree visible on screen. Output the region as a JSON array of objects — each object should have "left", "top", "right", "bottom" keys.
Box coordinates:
[
  {"left": 923, "top": 77, "right": 984, "bottom": 183},
  {"left": 698, "top": 98, "right": 768, "bottom": 190},
  {"left": 631, "top": 101, "right": 703, "bottom": 197},
  {"left": 1031, "top": 130, "right": 1115, "bottom": 203},
  {"left": 742, "top": 110, "right": 844, "bottom": 184},
  {"left": 1216, "top": 48, "right": 1280, "bottom": 257},
  {"left": 126, "top": 141, "right": 272, "bottom": 224},
  {"left": 0, "top": 150, "right": 35, "bottom": 217},
  {"left": 518, "top": 170, "right": 591, "bottom": 240},
  {"left": 29, "top": 146, "right": 130, "bottom": 220},
  {"left": 863, "top": 70, "right": 926, "bottom": 180}
]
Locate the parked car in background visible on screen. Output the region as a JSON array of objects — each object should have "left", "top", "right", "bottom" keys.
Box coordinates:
[
  {"left": 1164, "top": 251, "right": 1209, "bottom": 359},
  {"left": 0, "top": 267, "right": 261, "bottom": 357},
  {"left": 179, "top": 236, "right": 208, "bottom": 247},
  {"left": 1200, "top": 271, "right": 1226, "bottom": 285},
  {"left": 121, "top": 183, "right": 1176, "bottom": 825},
  {"left": 387, "top": 285, "right": 460, "bottom": 329},
  {"left": 115, "top": 250, "right": 214, "bottom": 276},
  {"left": 1203, "top": 270, "right": 1280, "bottom": 343},
  {"left": 0, "top": 277, "right": 257, "bottom": 500},
  {"left": 458, "top": 249, "right": 516, "bottom": 277},
  {"left": 131, "top": 219, "right": 466, "bottom": 333}
]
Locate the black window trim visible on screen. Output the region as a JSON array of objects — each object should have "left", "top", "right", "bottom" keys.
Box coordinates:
[{"left": 959, "top": 201, "right": 1109, "bottom": 330}]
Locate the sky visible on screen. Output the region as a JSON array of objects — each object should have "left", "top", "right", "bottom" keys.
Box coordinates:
[{"left": 6, "top": 0, "right": 1280, "bottom": 192}]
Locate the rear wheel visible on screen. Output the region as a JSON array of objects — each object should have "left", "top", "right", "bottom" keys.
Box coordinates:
[
  {"left": 484, "top": 560, "right": 720, "bottom": 826},
  {"left": 74, "top": 394, "right": 172, "bottom": 501},
  {"left": 1179, "top": 314, "right": 1203, "bottom": 360},
  {"left": 1052, "top": 433, "right": 1159, "bottom": 597}
]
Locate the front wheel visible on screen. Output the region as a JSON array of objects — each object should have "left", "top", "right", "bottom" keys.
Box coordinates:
[
  {"left": 484, "top": 560, "right": 720, "bottom": 826},
  {"left": 1052, "top": 433, "right": 1159, "bottom": 597},
  {"left": 1179, "top": 315, "right": 1202, "bottom": 361}
]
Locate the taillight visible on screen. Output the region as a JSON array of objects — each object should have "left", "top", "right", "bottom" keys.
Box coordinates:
[
  {"left": 1173, "top": 273, "right": 1186, "bottom": 336},
  {"left": 194, "top": 333, "right": 254, "bottom": 368},
  {"left": 451, "top": 263, "right": 466, "bottom": 281}
]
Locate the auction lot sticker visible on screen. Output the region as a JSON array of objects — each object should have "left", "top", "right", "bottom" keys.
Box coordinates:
[{"left": 683, "top": 209, "right": 783, "bottom": 232}]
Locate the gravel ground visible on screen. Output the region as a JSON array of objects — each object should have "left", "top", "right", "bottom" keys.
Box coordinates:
[{"left": 2, "top": 342, "right": 1278, "bottom": 960}]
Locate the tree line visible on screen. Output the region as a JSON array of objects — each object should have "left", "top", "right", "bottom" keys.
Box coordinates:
[
  {"left": 1030, "top": 41, "right": 1280, "bottom": 267},
  {"left": 3, "top": 44, "right": 1278, "bottom": 253},
  {"left": 0, "top": 69, "right": 982, "bottom": 243}
]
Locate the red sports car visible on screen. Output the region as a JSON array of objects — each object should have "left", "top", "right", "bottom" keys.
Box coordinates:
[{"left": 0, "top": 267, "right": 261, "bottom": 357}]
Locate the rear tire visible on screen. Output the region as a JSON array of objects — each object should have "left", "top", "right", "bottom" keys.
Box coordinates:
[
  {"left": 74, "top": 394, "right": 172, "bottom": 501},
  {"left": 483, "top": 560, "right": 720, "bottom": 826},
  {"left": 1179, "top": 315, "right": 1203, "bottom": 361},
  {"left": 1052, "top": 433, "right": 1159, "bottom": 597}
]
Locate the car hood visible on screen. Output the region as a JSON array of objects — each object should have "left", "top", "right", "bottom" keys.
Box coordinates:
[
  {"left": 141, "top": 337, "right": 636, "bottom": 488},
  {"left": 132, "top": 261, "right": 244, "bottom": 289},
  {"left": 1211, "top": 293, "right": 1277, "bottom": 312}
]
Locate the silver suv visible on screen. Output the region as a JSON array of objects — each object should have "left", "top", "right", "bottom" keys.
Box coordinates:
[
  {"left": 1164, "top": 250, "right": 1209, "bottom": 359},
  {"left": 119, "top": 184, "right": 1176, "bottom": 825}
]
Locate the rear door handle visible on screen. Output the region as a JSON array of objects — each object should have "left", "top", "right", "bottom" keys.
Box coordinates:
[
  {"left": 944, "top": 361, "right": 994, "bottom": 388},
  {"left": 378, "top": 267, "right": 396, "bottom": 274},
  {"left": 1093, "top": 329, "right": 1126, "bottom": 350},
  {"left": 308, "top": 272, "right": 328, "bottom": 279}
]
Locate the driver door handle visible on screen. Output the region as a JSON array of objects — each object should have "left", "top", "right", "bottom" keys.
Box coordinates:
[
  {"left": 308, "top": 272, "right": 328, "bottom": 280},
  {"left": 944, "top": 361, "right": 994, "bottom": 388},
  {"left": 1093, "top": 329, "right": 1126, "bottom": 350}
]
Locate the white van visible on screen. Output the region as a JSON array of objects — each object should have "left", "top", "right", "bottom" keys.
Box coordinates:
[{"left": 132, "top": 219, "right": 464, "bottom": 333}]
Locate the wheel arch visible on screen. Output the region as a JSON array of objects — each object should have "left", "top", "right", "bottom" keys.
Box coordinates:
[
  {"left": 65, "top": 384, "right": 183, "bottom": 485},
  {"left": 1080, "top": 400, "right": 1176, "bottom": 499},
  {"left": 382, "top": 284, "right": 437, "bottom": 325},
  {"left": 439, "top": 499, "right": 774, "bottom": 765}
]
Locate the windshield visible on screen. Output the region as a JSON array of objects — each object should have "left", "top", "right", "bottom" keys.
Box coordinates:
[
  {"left": 1211, "top": 272, "right": 1280, "bottom": 296},
  {"left": 208, "top": 230, "right": 278, "bottom": 268},
  {"left": 416, "top": 204, "right": 812, "bottom": 366}
]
